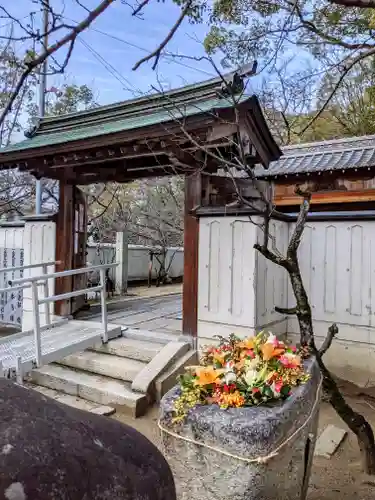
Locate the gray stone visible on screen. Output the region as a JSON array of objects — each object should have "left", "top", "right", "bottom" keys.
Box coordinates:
[
  {"left": 0, "top": 379, "right": 176, "bottom": 500},
  {"left": 160, "top": 357, "right": 321, "bottom": 500},
  {"left": 314, "top": 424, "right": 347, "bottom": 458}
]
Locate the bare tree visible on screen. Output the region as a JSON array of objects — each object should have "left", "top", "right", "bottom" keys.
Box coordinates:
[
  {"left": 145, "top": 63, "right": 375, "bottom": 474},
  {"left": 0, "top": 0, "right": 198, "bottom": 130},
  {"left": 87, "top": 178, "right": 184, "bottom": 284}
]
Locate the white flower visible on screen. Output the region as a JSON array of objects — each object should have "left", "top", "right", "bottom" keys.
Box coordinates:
[
  {"left": 224, "top": 371, "right": 237, "bottom": 384},
  {"left": 245, "top": 357, "right": 258, "bottom": 370},
  {"left": 266, "top": 333, "right": 277, "bottom": 345},
  {"left": 244, "top": 368, "right": 257, "bottom": 386}
]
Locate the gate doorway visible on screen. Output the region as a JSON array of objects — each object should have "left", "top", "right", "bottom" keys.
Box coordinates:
[
  {"left": 55, "top": 185, "right": 87, "bottom": 316},
  {"left": 0, "top": 71, "right": 280, "bottom": 338}
]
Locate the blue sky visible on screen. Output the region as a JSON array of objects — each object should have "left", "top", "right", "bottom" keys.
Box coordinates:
[{"left": 0, "top": 0, "right": 228, "bottom": 106}]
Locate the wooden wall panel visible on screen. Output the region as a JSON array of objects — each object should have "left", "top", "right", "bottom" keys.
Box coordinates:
[{"left": 274, "top": 176, "right": 375, "bottom": 206}]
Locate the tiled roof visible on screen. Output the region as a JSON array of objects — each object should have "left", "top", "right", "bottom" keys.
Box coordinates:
[
  {"left": 256, "top": 134, "right": 375, "bottom": 178},
  {"left": 1, "top": 75, "right": 248, "bottom": 154}
]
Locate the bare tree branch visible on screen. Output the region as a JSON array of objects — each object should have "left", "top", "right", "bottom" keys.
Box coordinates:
[
  {"left": 131, "top": 0, "right": 151, "bottom": 16},
  {"left": 132, "top": 0, "right": 192, "bottom": 70},
  {"left": 275, "top": 306, "right": 298, "bottom": 315},
  {"left": 319, "top": 323, "right": 339, "bottom": 356},
  {"left": 0, "top": 0, "right": 115, "bottom": 126},
  {"left": 328, "top": 0, "right": 375, "bottom": 6},
  {"left": 299, "top": 47, "right": 375, "bottom": 136},
  {"left": 287, "top": 189, "right": 311, "bottom": 257}
]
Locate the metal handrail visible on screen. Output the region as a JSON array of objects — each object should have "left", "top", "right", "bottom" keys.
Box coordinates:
[
  {"left": 0, "top": 280, "right": 46, "bottom": 295},
  {"left": 0, "top": 260, "right": 59, "bottom": 275},
  {"left": 27, "top": 262, "right": 119, "bottom": 367},
  {"left": 10, "top": 262, "right": 118, "bottom": 286}
]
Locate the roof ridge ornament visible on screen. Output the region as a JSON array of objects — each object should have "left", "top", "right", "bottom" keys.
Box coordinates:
[
  {"left": 219, "top": 61, "right": 258, "bottom": 98},
  {"left": 24, "top": 119, "right": 41, "bottom": 139}
]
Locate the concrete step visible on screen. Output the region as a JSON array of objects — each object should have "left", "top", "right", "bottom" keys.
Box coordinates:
[
  {"left": 26, "top": 383, "right": 116, "bottom": 416},
  {"left": 57, "top": 351, "right": 145, "bottom": 382},
  {"left": 122, "top": 327, "right": 183, "bottom": 345},
  {"left": 90, "top": 337, "right": 164, "bottom": 363},
  {"left": 29, "top": 364, "right": 148, "bottom": 417}
]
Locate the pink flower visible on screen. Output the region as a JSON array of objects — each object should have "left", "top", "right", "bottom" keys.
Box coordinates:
[
  {"left": 274, "top": 381, "right": 283, "bottom": 393},
  {"left": 246, "top": 349, "right": 255, "bottom": 358},
  {"left": 279, "top": 353, "right": 301, "bottom": 369},
  {"left": 291, "top": 346, "right": 297, "bottom": 353},
  {"left": 279, "top": 355, "right": 290, "bottom": 367}
]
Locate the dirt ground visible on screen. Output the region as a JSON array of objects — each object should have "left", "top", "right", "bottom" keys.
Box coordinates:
[{"left": 113, "top": 395, "right": 375, "bottom": 499}]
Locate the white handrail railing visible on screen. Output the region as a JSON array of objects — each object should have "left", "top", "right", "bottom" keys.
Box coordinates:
[
  {"left": 0, "top": 260, "right": 59, "bottom": 275},
  {"left": 0, "top": 261, "right": 58, "bottom": 329},
  {"left": 10, "top": 262, "right": 119, "bottom": 367},
  {"left": 10, "top": 263, "right": 117, "bottom": 285}
]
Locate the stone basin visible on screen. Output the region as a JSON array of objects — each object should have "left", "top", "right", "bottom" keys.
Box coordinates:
[{"left": 159, "top": 357, "right": 321, "bottom": 500}]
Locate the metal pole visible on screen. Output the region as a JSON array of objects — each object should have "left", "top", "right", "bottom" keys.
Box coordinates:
[
  {"left": 31, "top": 280, "right": 42, "bottom": 367},
  {"left": 99, "top": 268, "right": 108, "bottom": 343},
  {"left": 42, "top": 264, "right": 51, "bottom": 326},
  {"left": 35, "top": 0, "right": 49, "bottom": 215}
]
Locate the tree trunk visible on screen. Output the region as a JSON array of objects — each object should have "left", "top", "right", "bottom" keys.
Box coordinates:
[
  {"left": 286, "top": 260, "right": 375, "bottom": 474},
  {"left": 288, "top": 265, "right": 315, "bottom": 349},
  {"left": 315, "top": 353, "right": 375, "bottom": 475},
  {"left": 253, "top": 188, "right": 375, "bottom": 473}
]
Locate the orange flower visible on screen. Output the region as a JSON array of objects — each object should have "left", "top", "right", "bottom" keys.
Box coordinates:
[
  {"left": 239, "top": 337, "right": 255, "bottom": 350},
  {"left": 261, "top": 343, "right": 285, "bottom": 361},
  {"left": 194, "top": 367, "right": 225, "bottom": 386},
  {"left": 213, "top": 351, "right": 226, "bottom": 366},
  {"left": 216, "top": 390, "right": 245, "bottom": 408}
]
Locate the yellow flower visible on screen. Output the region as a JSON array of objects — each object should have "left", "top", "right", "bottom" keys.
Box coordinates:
[
  {"left": 239, "top": 337, "right": 255, "bottom": 350},
  {"left": 194, "top": 367, "right": 225, "bottom": 386},
  {"left": 213, "top": 351, "right": 226, "bottom": 366}
]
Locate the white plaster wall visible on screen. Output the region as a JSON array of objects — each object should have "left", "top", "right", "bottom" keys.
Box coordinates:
[
  {"left": 197, "top": 215, "right": 375, "bottom": 384},
  {"left": 198, "top": 216, "right": 258, "bottom": 346},
  {"left": 286, "top": 219, "right": 375, "bottom": 384},
  {"left": 255, "top": 218, "right": 289, "bottom": 335},
  {"left": 287, "top": 220, "right": 375, "bottom": 341},
  {"left": 87, "top": 243, "right": 184, "bottom": 282},
  {"left": 0, "top": 225, "right": 25, "bottom": 250},
  {"left": 22, "top": 220, "right": 56, "bottom": 331}
]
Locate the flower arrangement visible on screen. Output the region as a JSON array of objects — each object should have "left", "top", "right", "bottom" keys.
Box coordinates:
[{"left": 173, "top": 332, "right": 310, "bottom": 423}]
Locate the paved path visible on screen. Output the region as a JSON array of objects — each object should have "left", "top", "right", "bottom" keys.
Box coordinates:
[{"left": 79, "top": 294, "right": 183, "bottom": 335}]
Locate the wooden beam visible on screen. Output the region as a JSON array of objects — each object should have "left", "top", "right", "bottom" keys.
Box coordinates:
[
  {"left": 182, "top": 172, "right": 202, "bottom": 339},
  {"left": 274, "top": 188, "right": 375, "bottom": 206}
]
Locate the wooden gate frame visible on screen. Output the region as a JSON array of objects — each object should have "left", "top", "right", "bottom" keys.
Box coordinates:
[{"left": 0, "top": 72, "right": 281, "bottom": 339}]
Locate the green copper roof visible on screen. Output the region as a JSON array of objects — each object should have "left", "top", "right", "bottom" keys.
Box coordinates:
[{"left": 3, "top": 75, "right": 249, "bottom": 155}]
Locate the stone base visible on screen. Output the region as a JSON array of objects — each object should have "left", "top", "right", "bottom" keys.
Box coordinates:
[{"left": 160, "top": 358, "right": 321, "bottom": 500}]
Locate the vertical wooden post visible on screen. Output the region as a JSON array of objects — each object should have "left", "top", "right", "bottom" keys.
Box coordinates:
[
  {"left": 182, "top": 172, "right": 202, "bottom": 339},
  {"left": 55, "top": 182, "right": 74, "bottom": 316}
]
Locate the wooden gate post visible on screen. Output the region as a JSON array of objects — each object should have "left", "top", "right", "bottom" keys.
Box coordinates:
[
  {"left": 182, "top": 172, "right": 202, "bottom": 339},
  {"left": 55, "top": 183, "right": 74, "bottom": 317}
]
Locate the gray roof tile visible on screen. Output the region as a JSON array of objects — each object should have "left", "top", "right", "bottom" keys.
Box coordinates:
[{"left": 256, "top": 135, "right": 375, "bottom": 177}]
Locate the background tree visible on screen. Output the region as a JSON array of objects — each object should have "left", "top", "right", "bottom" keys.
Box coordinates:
[{"left": 202, "top": 0, "right": 375, "bottom": 137}]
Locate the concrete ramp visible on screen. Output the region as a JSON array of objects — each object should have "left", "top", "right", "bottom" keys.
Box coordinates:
[{"left": 0, "top": 320, "right": 121, "bottom": 379}]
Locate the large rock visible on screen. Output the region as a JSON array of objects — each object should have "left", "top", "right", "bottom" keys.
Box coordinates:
[
  {"left": 0, "top": 379, "right": 176, "bottom": 500},
  {"left": 160, "top": 358, "right": 321, "bottom": 500}
]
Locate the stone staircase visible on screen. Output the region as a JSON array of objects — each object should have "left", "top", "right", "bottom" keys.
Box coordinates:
[{"left": 27, "top": 327, "right": 197, "bottom": 417}]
